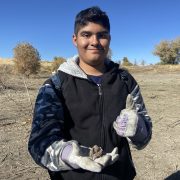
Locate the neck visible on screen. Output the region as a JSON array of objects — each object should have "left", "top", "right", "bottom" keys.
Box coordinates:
[{"left": 79, "top": 60, "right": 106, "bottom": 76}]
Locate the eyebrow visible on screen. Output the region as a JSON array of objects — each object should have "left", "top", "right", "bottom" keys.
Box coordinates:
[{"left": 80, "top": 30, "right": 109, "bottom": 35}]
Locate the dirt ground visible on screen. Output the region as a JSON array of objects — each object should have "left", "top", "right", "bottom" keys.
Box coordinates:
[{"left": 0, "top": 65, "right": 180, "bottom": 180}]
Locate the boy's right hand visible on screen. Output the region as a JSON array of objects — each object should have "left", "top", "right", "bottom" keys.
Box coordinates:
[{"left": 61, "top": 141, "right": 119, "bottom": 172}]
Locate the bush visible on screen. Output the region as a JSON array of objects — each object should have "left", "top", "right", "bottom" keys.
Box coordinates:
[
  {"left": 121, "top": 57, "right": 133, "bottom": 66},
  {"left": 51, "top": 57, "right": 66, "bottom": 72},
  {"left": 13, "top": 42, "right": 41, "bottom": 76}
]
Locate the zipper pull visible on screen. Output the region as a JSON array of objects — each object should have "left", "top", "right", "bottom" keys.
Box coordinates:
[{"left": 97, "top": 84, "right": 102, "bottom": 96}]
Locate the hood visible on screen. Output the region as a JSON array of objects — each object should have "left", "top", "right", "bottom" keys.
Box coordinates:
[
  {"left": 58, "top": 55, "right": 113, "bottom": 79},
  {"left": 58, "top": 55, "right": 87, "bottom": 79}
]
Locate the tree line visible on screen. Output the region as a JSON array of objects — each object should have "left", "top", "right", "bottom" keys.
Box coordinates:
[
  {"left": 12, "top": 37, "right": 180, "bottom": 76},
  {"left": 120, "top": 37, "right": 180, "bottom": 66}
]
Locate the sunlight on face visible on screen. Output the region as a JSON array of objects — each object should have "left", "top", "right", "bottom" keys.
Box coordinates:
[{"left": 73, "top": 22, "right": 111, "bottom": 67}]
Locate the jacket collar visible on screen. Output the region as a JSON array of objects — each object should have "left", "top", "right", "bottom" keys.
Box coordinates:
[{"left": 58, "top": 55, "right": 118, "bottom": 79}]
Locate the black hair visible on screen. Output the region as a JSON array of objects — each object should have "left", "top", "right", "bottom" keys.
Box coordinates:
[{"left": 74, "top": 6, "right": 110, "bottom": 35}]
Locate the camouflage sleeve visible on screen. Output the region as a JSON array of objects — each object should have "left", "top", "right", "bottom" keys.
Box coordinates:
[
  {"left": 129, "top": 84, "right": 152, "bottom": 150},
  {"left": 28, "top": 80, "right": 65, "bottom": 168},
  {"left": 124, "top": 71, "right": 152, "bottom": 149}
]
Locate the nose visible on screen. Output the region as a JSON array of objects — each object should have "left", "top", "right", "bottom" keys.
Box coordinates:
[{"left": 91, "top": 35, "right": 99, "bottom": 46}]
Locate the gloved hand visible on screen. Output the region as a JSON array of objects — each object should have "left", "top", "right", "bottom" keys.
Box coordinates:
[
  {"left": 113, "top": 94, "right": 138, "bottom": 137},
  {"left": 94, "top": 146, "right": 119, "bottom": 167},
  {"left": 61, "top": 141, "right": 119, "bottom": 172}
]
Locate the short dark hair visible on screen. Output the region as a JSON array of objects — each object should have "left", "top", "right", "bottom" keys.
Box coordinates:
[{"left": 74, "top": 6, "right": 110, "bottom": 35}]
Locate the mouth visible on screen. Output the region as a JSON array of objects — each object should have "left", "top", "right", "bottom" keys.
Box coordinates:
[
  {"left": 88, "top": 48, "right": 103, "bottom": 50},
  {"left": 87, "top": 49, "right": 104, "bottom": 53}
]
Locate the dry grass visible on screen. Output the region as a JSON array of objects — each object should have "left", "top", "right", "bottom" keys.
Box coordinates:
[
  {"left": 0, "top": 59, "right": 180, "bottom": 179},
  {"left": 122, "top": 64, "right": 180, "bottom": 73},
  {"left": 0, "top": 58, "right": 13, "bottom": 64},
  {"left": 0, "top": 59, "right": 53, "bottom": 75}
]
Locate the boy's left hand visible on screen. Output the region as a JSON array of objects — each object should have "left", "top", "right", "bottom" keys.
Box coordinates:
[{"left": 113, "top": 94, "right": 138, "bottom": 137}]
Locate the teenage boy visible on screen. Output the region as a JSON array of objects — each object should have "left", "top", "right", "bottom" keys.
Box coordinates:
[{"left": 28, "top": 6, "right": 152, "bottom": 180}]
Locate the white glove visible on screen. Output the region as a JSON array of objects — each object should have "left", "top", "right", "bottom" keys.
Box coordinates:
[
  {"left": 62, "top": 141, "right": 119, "bottom": 172},
  {"left": 94, "top": 147, "right": 119, "bottom": 166},
  {"left": 113, "top": 94, "right": 138, "bottom": 137}
]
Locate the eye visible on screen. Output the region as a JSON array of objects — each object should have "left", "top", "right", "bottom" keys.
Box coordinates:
[
  {"left": 81, "top": 32, "right": 91, "bottom": 38},
  {"left": 98, "top": 33, "right": 109, "bottom": 39}
]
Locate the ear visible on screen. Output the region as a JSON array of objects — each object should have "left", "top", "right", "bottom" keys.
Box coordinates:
[{"left": 72, "top": 34, "right": 77, "bottom": 46}]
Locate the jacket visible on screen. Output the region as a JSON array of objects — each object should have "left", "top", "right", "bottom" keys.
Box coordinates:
[{"left": 28, "top": 56, "right": 152, "bottom": 180}]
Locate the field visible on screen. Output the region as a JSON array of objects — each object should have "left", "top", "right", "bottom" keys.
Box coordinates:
[{"left": 0, "top": 62, "right": 180, "bottom": 180}]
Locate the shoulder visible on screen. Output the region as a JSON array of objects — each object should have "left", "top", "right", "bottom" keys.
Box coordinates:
[{"left": 118, "top": 67, "right": 138, "bottom": 93}]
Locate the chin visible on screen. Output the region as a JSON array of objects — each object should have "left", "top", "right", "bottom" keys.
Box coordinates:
[
  {"left": 89, "top": 54, "right": 106, "bottom": 62},
  {"left": 87, "top": 58, "right": 105, "bottom": 66}
]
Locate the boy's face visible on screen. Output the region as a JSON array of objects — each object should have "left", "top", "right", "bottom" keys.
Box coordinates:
[{"left": 73, "top": 22, "right": 111, "bottom": 67}]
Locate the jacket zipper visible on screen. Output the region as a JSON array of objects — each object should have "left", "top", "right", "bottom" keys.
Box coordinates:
[
  {"left": 97, "top": 84, "right": 105, "bottom": 180},
  {"left": 97, "top": 84, "right": 102, "bottom": 96}
]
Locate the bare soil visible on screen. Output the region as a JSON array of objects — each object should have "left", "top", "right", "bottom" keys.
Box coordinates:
[{"left": 0, "top": 66, "right": 180, "bottom": 180}]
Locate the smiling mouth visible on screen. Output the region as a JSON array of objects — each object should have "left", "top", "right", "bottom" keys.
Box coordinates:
[
  {"left": 88, "top": 49, "right": 104, "bottom": 54},
  {"left": 88, "top": 49, "right": 104, "bottom": 51}
]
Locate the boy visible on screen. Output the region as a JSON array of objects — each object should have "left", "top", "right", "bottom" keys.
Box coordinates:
[{"left": 28, "top": 6, "right": 152, "bottom": 180}]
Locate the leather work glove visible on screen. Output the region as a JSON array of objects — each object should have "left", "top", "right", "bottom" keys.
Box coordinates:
[
  {"left": 113, "top": 94, "right": 138, "bottom": 137},
  {"left": 61, "top": 141, "right": 119, "bottom": 172}
]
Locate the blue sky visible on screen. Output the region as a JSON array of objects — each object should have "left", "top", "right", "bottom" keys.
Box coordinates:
[{"left": 0, "top": 0, "right": 180, "bottom": 64}]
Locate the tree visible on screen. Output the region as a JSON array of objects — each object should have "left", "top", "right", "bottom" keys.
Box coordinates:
[
  {"left": 51, "top": 56, "right": 66, "bottom": 72},
  {"left": 13, "top": 42, "right": 41, "bottom": 76},
  {"left": 173, "top": 37, "right": 180, "bottom": 64},
  {"left": 121, "top": 57, "right": 133, "bottom": 66},
  {"left": 133, "top": 59, "right": 137, "bottom": 66},
  {"left": 140, "top": 59, "right": 145, "bottom": 66},
  {"left": 153, "top": 37, "right": 180, "bottom": 64}
]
